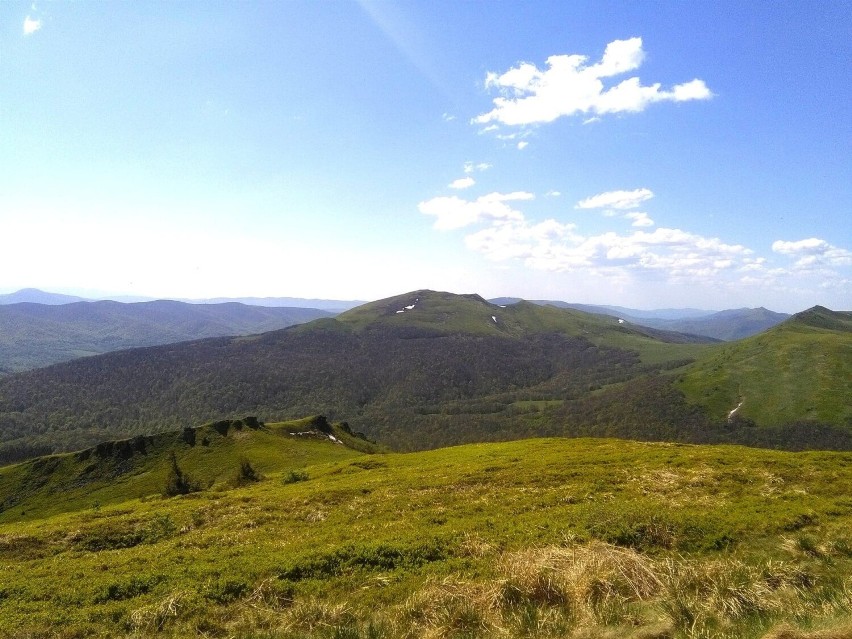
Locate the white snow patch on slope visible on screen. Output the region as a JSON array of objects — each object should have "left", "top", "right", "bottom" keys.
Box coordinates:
[
  {"left": 395, "top": 298, "right": 419, "bottom": 314},
  {"left": 492, "top": 315, "right": 498, "bottom": 323},
  {"left": 728, "top": 400, "right": 744, "bottom": 421}
]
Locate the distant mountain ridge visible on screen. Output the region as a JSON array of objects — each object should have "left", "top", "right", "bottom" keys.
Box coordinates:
[
  {"left": 0, "top": 299, "right": 333, "bottom": 375},
  {"left": 0, "top": 288, "right": 87, "bottom": 305},
  {"left": 0, "top": 288, "right": 364, "bottom": 311},
  {"left": 490, "top": 298, "right": 789, "bottom": 341},
  {"left": 489, "top": 297, "right": 716, "bottom": 320}
]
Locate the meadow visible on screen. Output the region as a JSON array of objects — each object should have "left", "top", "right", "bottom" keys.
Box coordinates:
[{"left": 1, "top": 423, "right": 851, "bottom": 639}]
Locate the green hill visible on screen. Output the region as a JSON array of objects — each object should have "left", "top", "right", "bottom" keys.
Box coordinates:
[
  {"left": 1, "top": 434, "right": 851, "bottom": 638},
  {"left": 678, "top": 306, "right": 852, "bottom": 426},
  {"left": 0, "top": 415, "right": 378, "bottom": 524}
]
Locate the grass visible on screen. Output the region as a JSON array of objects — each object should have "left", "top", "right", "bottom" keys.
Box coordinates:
[
  {"left": 0, "top": 416, "right": 373, "bottom": 524},
  {"left": 1, "top": 436, "right": 851, "bottom": 637}
]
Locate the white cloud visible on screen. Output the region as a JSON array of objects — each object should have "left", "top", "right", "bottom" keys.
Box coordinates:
[
  {"left": 449, "top": 177, "right": 475, "bottom": 190},
  {"left": 418, "top": 191, "right": 534, "bottom": 230},
  {"left": 474, "top": 37, "right": 712, "bottom": 127},
  {"left": 625, "top": 212, "right": 654, "bottom": 227},
  {"left": 517, "top": 141, "right": 529, "bottom": 150},
  {"left": 772, "top": 238, "right": 852, "bottom": 269},
  {"left": 576, "top": 188, "right": 654, "bottom": 210},
  {"left": 463, "top": 162, "right": 492, "bottom": 174},
  {"left": 466, "top": 219, "right": 579, "bottom": 262},
  {"left": 545, "top": 190, "right": 561, "bottom": 198},
  {"left": 467, "top": 220, "right": 753, "bottom": 279},
  {"left": 23, "top": 15, "right": 41, "bottom": 35},
  {"left": 442, "top": 113, "right": 456, "bottom": 122}
]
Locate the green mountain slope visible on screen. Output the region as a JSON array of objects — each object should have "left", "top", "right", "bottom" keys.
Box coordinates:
[
  {"left": 0, "top": 300, "right": 333, "bottom": 375},
  {"left": 0, "top": 415, "right": 376, "bottom": 524},
  {"left": 1, "top": 435, "right": 851, "bottom": 638},
  {"left": 678, "top": 306, "right": 852, "bottom": 426}
]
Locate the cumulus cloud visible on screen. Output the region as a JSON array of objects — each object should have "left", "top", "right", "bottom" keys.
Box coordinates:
[
  {"left": 418, "top": 191, "right": 534, "bottom": 230},
  {"left": 465, "top": 219, "right": 579, "bottom": 262},
  {"left": 449, "top": 177, "right": 475, "bottom": 190},
  {"left": 419, "top": 183, "right": 759, "bottom": 281},
  {"left": 772, "top": 238, "right": 852, "bottom": 269},
  {"left": 517, "top": 141, "right": 529, "bottom": 150},
  {"left": 23, "top": 15, "right": 41, "bottom": 35},
  {"left": 576, "top": 188, "right": 654, "bottom": 210},
  {"left": 469, "top": 218, "right": 752, "bottom": 278},
  {"left": 474, "top": 37, "right": 712, "bottom": 127}
]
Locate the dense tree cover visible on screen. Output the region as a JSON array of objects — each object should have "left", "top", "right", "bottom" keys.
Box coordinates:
[{"left": 0, "top": 323, "right": 663, "bottom": 463}]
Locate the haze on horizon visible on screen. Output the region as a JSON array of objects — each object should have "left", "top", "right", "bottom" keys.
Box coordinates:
[{"left": 1, "top": 1, "right": 849, "bottom": 314}]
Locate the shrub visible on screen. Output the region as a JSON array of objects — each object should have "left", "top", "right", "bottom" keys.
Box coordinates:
[
  {"left": 163, "top": 452, "right": 200, "bottom": 497},
  {"left": 234, "top": 458, "right": 262, "bottom": 486},
  {"left": 283, "top": 469, "right": 309, "bottom": 485}
]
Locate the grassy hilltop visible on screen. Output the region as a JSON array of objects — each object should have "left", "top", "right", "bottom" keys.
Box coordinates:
[
  {"left": 1, "top": 423, "right": 851, "bottom": 638},
  {"left": 679, "top": 306, "right": 852, "bottom": 426}
]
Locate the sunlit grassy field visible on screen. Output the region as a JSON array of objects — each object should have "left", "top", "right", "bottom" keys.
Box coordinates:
[{"left": 1, "top": 429, "right": 851, "bottom": 638}]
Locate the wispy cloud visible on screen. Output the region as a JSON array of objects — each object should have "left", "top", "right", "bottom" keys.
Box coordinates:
[
  {"left": 576, "top": 188, "right": 654, "bottom": 210},
  {"left": 448, "top": 177, "right": 475, "bottom": 190},
  {"left": 463, "top": 162, "right": 492, "bottom": 174},
  {"left": 23, "top": 15, "right": 42, "bottom": 35},
  {"left": 474, "top": 37, "right": 712, "bottom": 128}
]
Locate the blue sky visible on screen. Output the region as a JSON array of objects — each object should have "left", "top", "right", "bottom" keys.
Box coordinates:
[{"left": 1, "top": 1, "right": 849, "bottom": 312}]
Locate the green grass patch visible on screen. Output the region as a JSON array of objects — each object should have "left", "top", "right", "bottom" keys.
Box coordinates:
[{"left": 1, "top": 437, "right": 851, "bottom": 637}]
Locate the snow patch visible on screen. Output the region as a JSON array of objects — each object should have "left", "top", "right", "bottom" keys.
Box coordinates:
[
  {"left": 290, "top": 430, "right": 344, "bottom": 444},
  {"left": 492, "top": 315, "right": 498, "bottom": 323},
  {"left": 728, "top": 400, "right": 744, "bottom": 421},
  {"left": 618, "top": 319, "right": 625, "bottom": 324},
  {"left": 395, "top": 298, "right": 419, "bottom": 314}
]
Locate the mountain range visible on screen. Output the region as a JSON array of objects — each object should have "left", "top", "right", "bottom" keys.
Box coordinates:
[
  {"left": 0, "top": 300, "right": 334, "bottom": 375},
  {"left": 0, "top": 289, "right": 848, "bottom": 464},
  {"left": 0, "top": 289, "right": 793, "bottom": 379},
  {"left": 491, "top": 297, "right": 790, "bottom": 341},
  {"left": 0, "top": 288, "right": 364, "bottom": 311}
]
